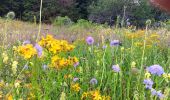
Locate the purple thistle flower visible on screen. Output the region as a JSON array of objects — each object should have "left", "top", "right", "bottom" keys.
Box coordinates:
[
  {"left": 73, "top": 77, "right": 79, "bottom": 82},
  {"left": 90, "top": 78, "right": 98, "bottom": 85},
  {"left": 42, "top": 65, "right": 48, "bottom": 70},
  {"left": 34, "top": 43, "right": 43, "bottom": 57},
  {"left": 146, "top": 65, "right": 164, "bottom": 76},
  {"left": 110, "top": 40, "right": 120, "bottom": 46},
  {"left": 143, "top": 79, "right": 153, "bottom": 89},
  {"left": 23, "top": 40, "right": 31, "bottom": 45},
  {"left": 86, "top": 36, "right": 94, "bottom": 45},
  {"left": 112, "top": 65, "right": 120, "bottom": 72}
]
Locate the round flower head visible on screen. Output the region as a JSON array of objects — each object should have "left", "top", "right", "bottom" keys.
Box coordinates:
[
  {"left": 112, "top": 65, "right": 120, "bottom": 72},
  {"left": 34, "top": 43, "right": 43, "bottom": 57},
  {"left": 143, "top": 79, "right": 153, "bottom": 89},
  {"left": 146, "top": 65, "right": 164, "bottom": 76},
  {"left": 86, "top": 36, "right": 94, "bottom": 45},
  {"left": 110, "top": 40, "right": 120, "bottom": 46},
  {"left": 90, "top": 78, "right": 98, "bottom": 85}
]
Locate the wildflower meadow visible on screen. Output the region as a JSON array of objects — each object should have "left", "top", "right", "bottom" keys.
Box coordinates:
[
  {"left": 0, "top": 17, "right": 169, "bottom": 100},
  {"left": 0, "top": 0, "right": 170, "bottom": 100}
]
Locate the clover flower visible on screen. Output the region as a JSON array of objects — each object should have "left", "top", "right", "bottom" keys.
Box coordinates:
[
  {"left": 86, "top": 36, "right": 94, "bottom": 45},
  {"left": 90, "top": 78, "right": 98, "bottom": 85},
  {"left": 112, "top": 65, "right": 120, "bottom": 72},
  {"left": 143, "top": 79, "right": 153, "bottom": 89},
  {"left": 146, "top": 65, "right": 164, "bottom": 76},
  {"left": 110, "top": 40, "right": 120, "bottom": 46}
]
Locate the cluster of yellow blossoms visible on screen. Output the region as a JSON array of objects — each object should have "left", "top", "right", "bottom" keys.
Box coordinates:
[
  {"left": 81, "top": 90, "right": 110, "bottom": 100},
  {"left": 38, "top": 35, "right": 75, "bottom": 54},
  {"left": 125, "top": 30, "right": 160, "bottom": 47},
  {"left": 71, "top": 83, "right": 81, "bottom": 92},
  {"left": 51, "top": 55, "right": 78, "bottom": 70},
  {"left": 16, "top": 34, "right": 78, "bottom": 70},
  {"left": 17, "top": 44, "right": 37, "bottom": 59}
]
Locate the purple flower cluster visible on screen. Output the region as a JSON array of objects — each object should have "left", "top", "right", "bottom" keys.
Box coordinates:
[
  {"left": 146, "top": 65, "right": 164, "bottom": 76},
  {"left": 151, "top": 89, "right": 164, "bottom": 99},
  {"left": 86, "top": 36, "right": 94, "bottom": 45},
  {"left": 110, "top": 40, "right": 120, "bottom": 46},
  {"left": 90, "top": 78, "right": 98, "bottom": 85},
  {"left": 143, "top": 79, "right": 154, "bottom": 89},
  {"left": 112, "top": 65, "right": 120, "bottom": 72}
]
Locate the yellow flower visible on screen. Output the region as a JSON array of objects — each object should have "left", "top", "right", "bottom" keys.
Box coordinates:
[
  {"left": 2, "top": 52, "right": 8, "bottom": 63},
  {"left": 81, "top": 92, "right": 89, "bottom": 100},
  {"left": 90, "top": 90, "right": 102, "bottom": 100},
  {"left": 17, "top": 44, "right": 37, "bottom": 59},
  {"left": 145, "top": 71, "right": 151, "bottom": 79},
  {"left": 102, "top": 96, "right": 111, "bottom": 100},
  {"left": 6, "top": 94, "right": 13, "bottom": 100},
  {"left": 12, "top": 61, "right": 18, "bottom": 74},
  {"left": 71, "top": 83, "right": 80, "bottom": 92},
  {"left": 131, "top": 61, "right": 136, "bottom": 68}
]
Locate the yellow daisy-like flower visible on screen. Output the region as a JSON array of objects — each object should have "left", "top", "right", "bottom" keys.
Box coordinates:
[
  {"left": 71, "top": 83, "right": 81, "bottom": 92},
  {"left": 17, "top": 44, "right": 37, "bottom": 59}
]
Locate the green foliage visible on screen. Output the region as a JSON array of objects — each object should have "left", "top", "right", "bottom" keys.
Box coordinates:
[{"left": 53, "top": 16, "right": 73, "bottom": 26}]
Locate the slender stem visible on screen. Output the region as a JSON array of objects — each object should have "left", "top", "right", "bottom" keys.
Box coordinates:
[{"left": 36, "top": 0, "right": 43, "bottom": 42}]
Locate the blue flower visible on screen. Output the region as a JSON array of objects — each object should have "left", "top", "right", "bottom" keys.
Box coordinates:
[
  {"left": 110, "top": 40, "right": 120, "bottom": 46},
  {"left": 112, "top": 65, "right": 120, "bottom": 72},
  {"left": 34, "top": 43, "right": 43, "bottom": 57},
  {"left": 86, "top": 36, "right": 94, "bottom": 45},
  {"left": 147, "top": 65, "right": 164, "bottom": 76},
  {"left": 90, "top": 78, "right": 98, "bottom": 85},
  {"left": 143, "top": 79, "right": 153, "bottom": 89}
]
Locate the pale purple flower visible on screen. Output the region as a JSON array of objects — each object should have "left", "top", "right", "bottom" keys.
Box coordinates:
[
  {"left": 143, "top": 79, "right": 153, "bottom": 89},
  {"left": 23, "top": 40, "right": 31, "bottom": 45},
  {"left": 73, "top": 77, "right": 79, "bottom": 82},
  {"left": 90, "top": 78, "right": 98, "bottom": 85},
  {"left": 86, "top": 36, "right": 94, "bottom": 45},
  {"left": 34, "top": 43, "right": 43, "bottom": 57},
  {"left": 42, "top": 65, "right": 48, "bottom": 70},
  {"left": 102, "top": 45, "right": 107, "bottom": 49},
  {"left": 146, "top": 65, "right": 164, "bottom": 76},
  {"left": 157, "top": 91, "right": 164, "bottom": 99},
  {"left": 151, "top": 89, "right": 157, "bottom": 96},
  {"left": 74, "top": 62, "right": 79, "bottom": 68},
  {"left": 110, "top": 40, "right": 120, "bottom": 46},
  {"left": 112, "top": 65, "right": 120, "bottom": 72}
]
